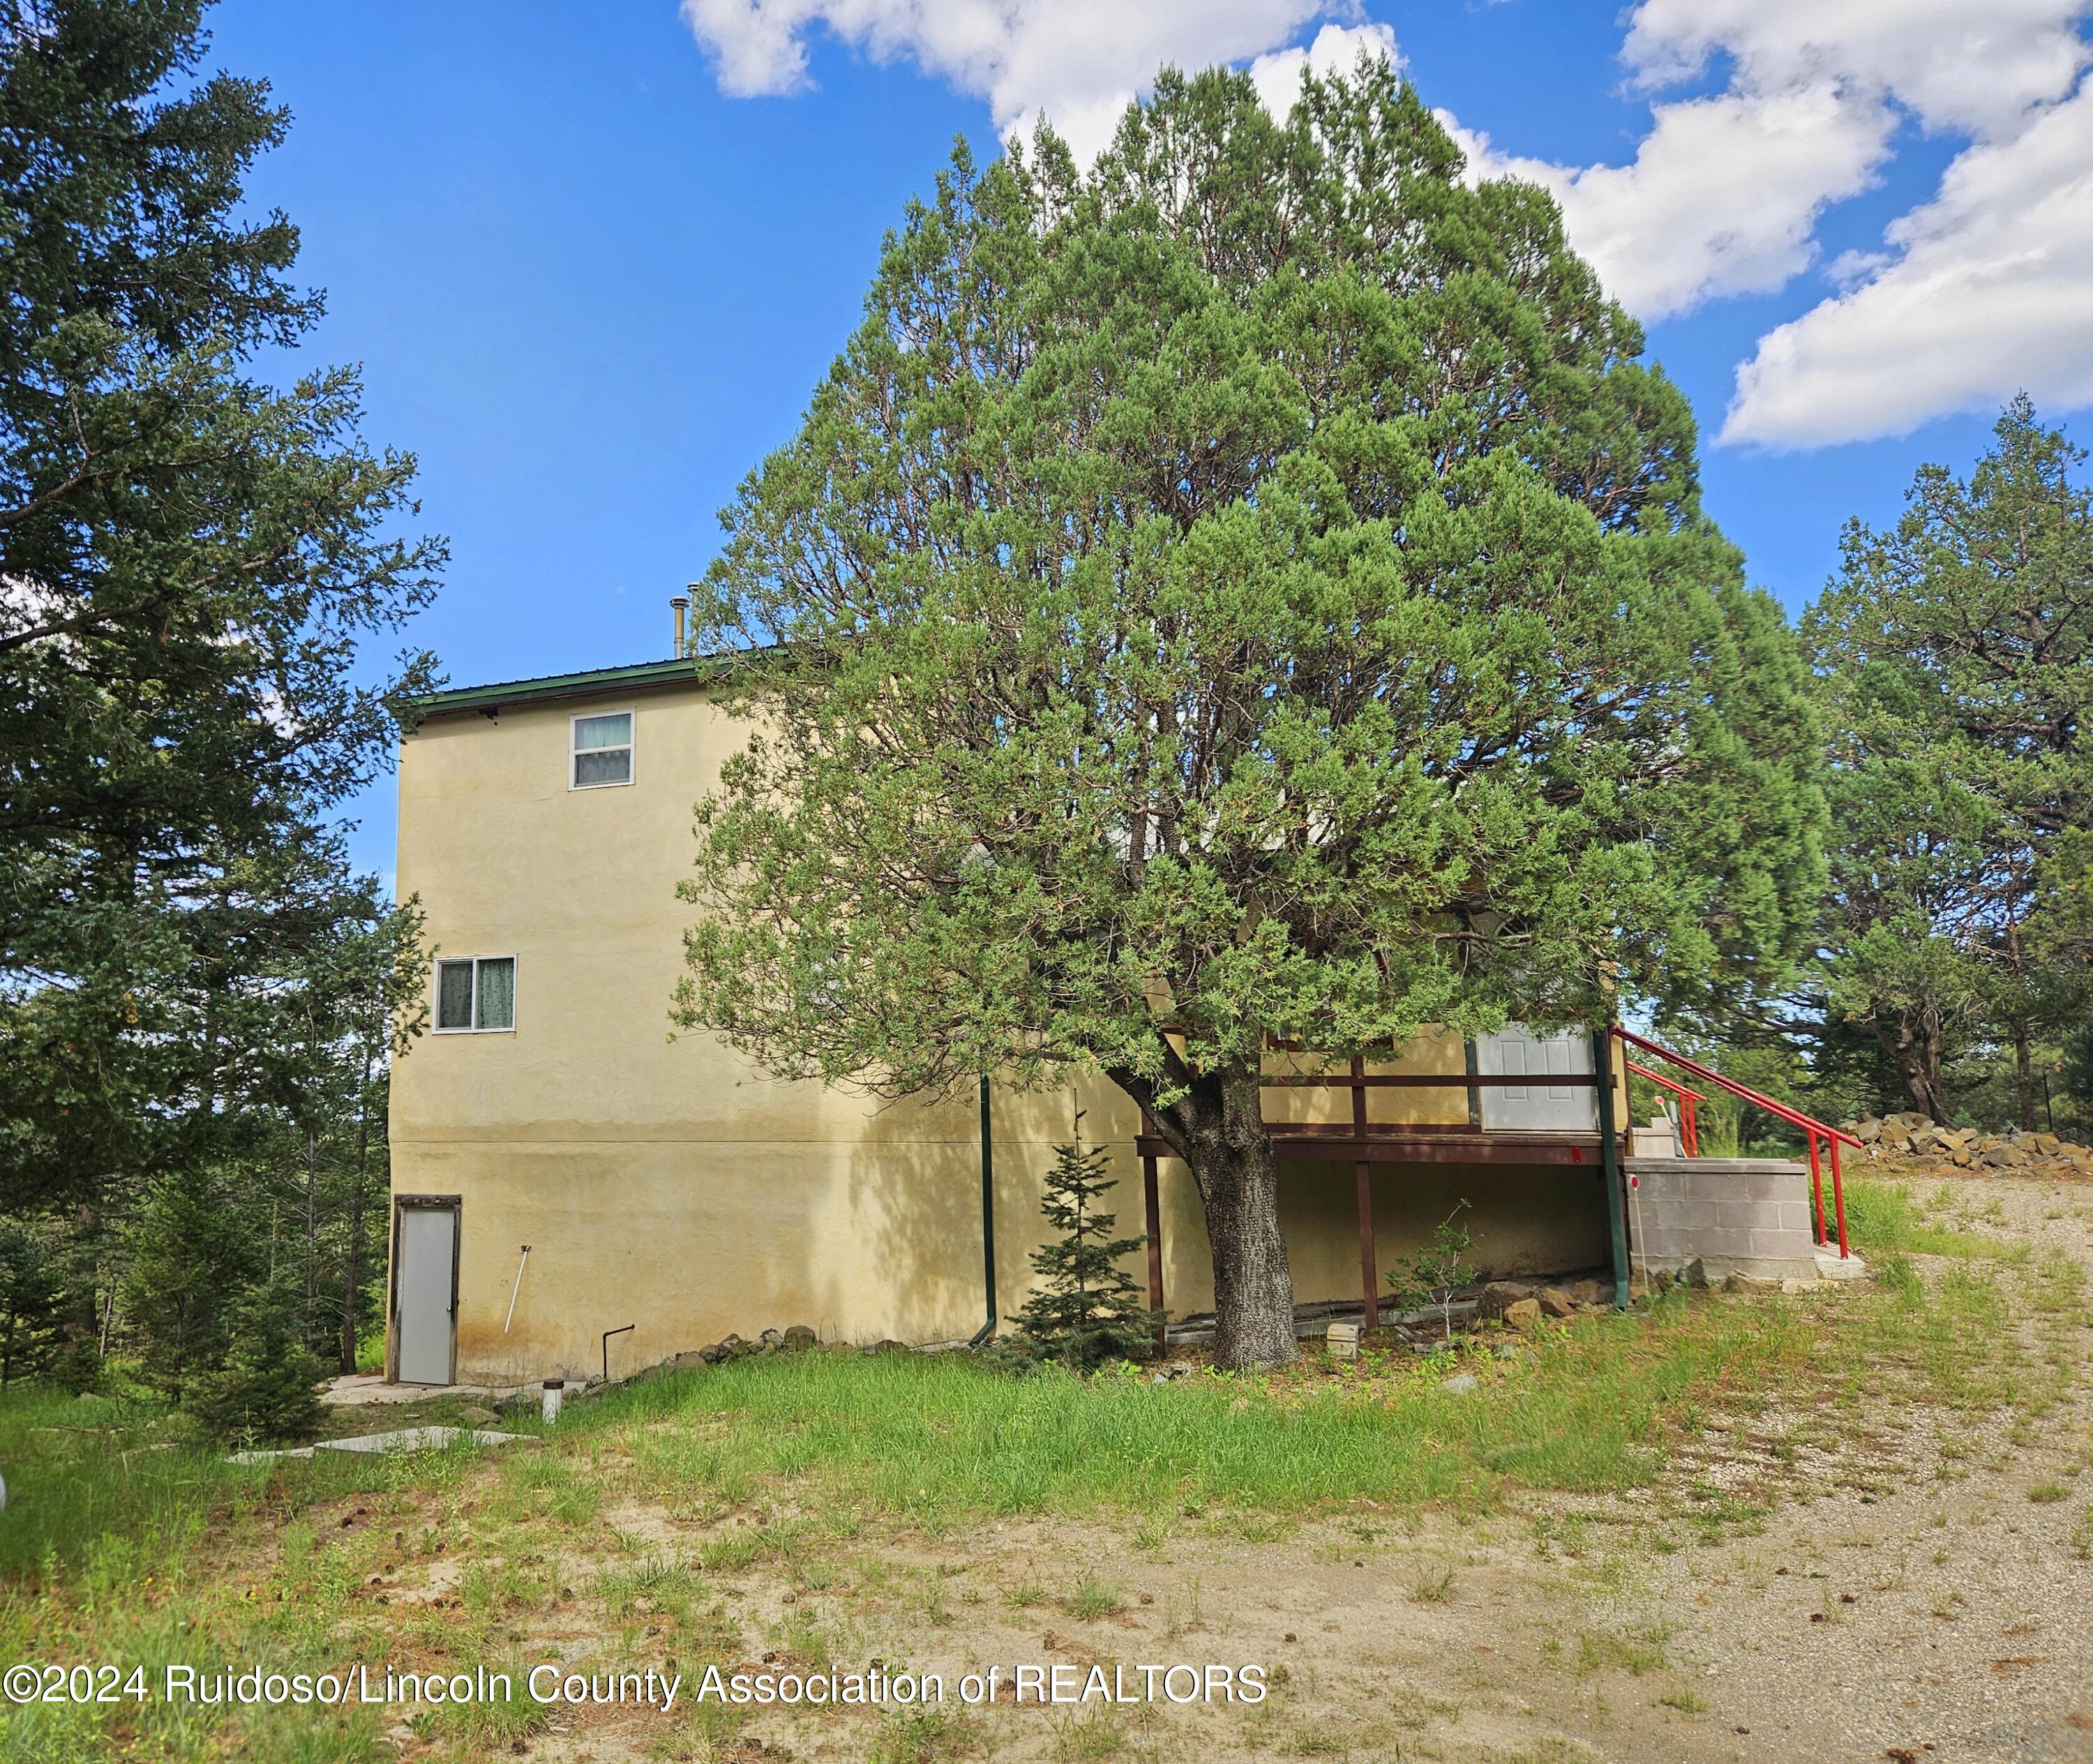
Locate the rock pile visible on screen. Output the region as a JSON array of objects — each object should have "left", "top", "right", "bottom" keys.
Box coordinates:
[
  {"left": 1476, "top": 1276, "right": 1611, "bottom": 1329},
  {"left": 659, "top": 1324, "right": 823, "bottom": 1373},
  {"left": 1839, "top": 1111, "right": 2093, "bottom": 1176}
]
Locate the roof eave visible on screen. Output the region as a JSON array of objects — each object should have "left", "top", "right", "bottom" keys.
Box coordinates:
[{"left": 410, "top": 656, "right": 725, "bottom": 720}]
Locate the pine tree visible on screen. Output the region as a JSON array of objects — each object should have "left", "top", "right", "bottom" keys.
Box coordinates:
[
  {"left": 1807, "top": 398, "right": 2093, "bottom": 1125},
  {"left": 0, "top": 1218, "right": 61, "bottom": 1386},
  {"left": 1014, "top": 1121, "right": 1158, "bottom": 1369},
  {"left": 676, "top": 55, "right": 1825, "bottom": 1369},
  {"left": 190, "top": 1276, "right": 326, "bottom": 1448}
]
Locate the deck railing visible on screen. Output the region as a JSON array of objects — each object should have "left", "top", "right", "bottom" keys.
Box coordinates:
[
  {"left": 1623, "top": 1057, "right": 1704, "bottom": 1156},
  {"left": 1611, "top": 1027, "right": 1858, "bottom": 1260}
]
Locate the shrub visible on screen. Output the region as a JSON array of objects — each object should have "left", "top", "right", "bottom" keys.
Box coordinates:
[
  {"left": 190, "top": 1278, "right": 327, "bottom": 1447},
  {"left": 1386, "top": 1202, "right": 1474, "bottom": 1338},
  {"left": 1012, "top": 1119, "right": 1159, "bottom": 1369}
]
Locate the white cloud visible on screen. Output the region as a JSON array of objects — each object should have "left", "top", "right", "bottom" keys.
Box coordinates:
[
  {"left": 679, "top": 0, "right": 1348, "bottom": 161},
  {"left": 1247, "top": 21, "right": 1400, "bottom": 124},
  {"left": 678, "top": 0, "right": 2093, "bottom": 448},
  {"left": 1452, "top": 86, "right": 1892, "bottom": 320},
  {"left": 1623, "top": 0, "right": 2090, "bottom": 140},
  {"left": 1723, "top": 77, "right": 2093, "bottom": 445},
  {"left": 1454, "top": 0, "right": 2093, "bottom": 443}
]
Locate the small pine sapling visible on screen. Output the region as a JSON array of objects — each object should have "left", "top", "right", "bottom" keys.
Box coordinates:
[
  {"left": 1013, "top": 1116, "right": 1160, "bottom": 1368},
  {"left": 191, "top": 1277, "right": 328, "bottom": 1447},
  {"left": 1386, "top": 1201, "right": 1475, "bottom": 1340}
]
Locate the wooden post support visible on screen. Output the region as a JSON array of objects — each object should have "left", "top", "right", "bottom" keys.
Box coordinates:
[
  {"left": 1143, "top": 1150, "right": 1165, "bottom": 1356},
  {"left": 1592, "top": 1025, "right": 1630, "bottom": 1310},
  {"left": 1356, "top": 1160, "right": 1378, "bottom": 1333},
  {"left": 1351, "top": 1056, "right": 1377, "bottom": 1331}
]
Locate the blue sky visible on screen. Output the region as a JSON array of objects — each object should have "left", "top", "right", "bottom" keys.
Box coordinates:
[{"left": 203, "top": 1, "right": 2091, "bottom": 884}]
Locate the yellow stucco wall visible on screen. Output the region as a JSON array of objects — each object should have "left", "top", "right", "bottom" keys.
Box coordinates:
[{"left": 391, "top": 676, "right": 1609, "bottom": 1385}]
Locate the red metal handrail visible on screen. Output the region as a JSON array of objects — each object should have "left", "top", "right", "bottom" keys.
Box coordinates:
[
  {"left": 1623, "top": 1057, "right": 1704, "bottom": 1157},
  {"left": 1612, "top": 1026, "right": 1856, "bottom": 1260}
]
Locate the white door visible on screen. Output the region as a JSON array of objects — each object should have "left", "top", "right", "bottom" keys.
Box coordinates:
[
  {"left": 1476, "top": 1025, "right": 1598, "bottom": 1133},
  {"left": 395, "top": 1203, "right": 457, "bottom": 1386}
]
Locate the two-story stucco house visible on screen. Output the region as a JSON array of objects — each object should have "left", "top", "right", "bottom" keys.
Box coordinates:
[{"left": 384, "top": 637, "right": 1839, "bottom": 1389}]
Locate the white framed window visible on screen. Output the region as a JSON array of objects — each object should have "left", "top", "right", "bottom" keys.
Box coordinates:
[
  {"left": 434, "top": 955, "right": 516, "bottom": 1033},
  {"left": 570, "top": 709, "right": 633, "bottom": 789}
]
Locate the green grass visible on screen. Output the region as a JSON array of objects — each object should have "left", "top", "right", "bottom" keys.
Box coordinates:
[
  {"left": 1575, "top": 1624, "right": 1672, "bottom": 1677},
  {"left": 1843, "top": 1179, "right": 2029, "bottom": 1261},
  {"left": 0, "top": 1231, "right": 2076, "bottom": 1763},
  {"left": 0, "top": 1386, "right": 429, "bottom": 1580},
  {"left": 1060, "top": 1576, "right": 1125, "bottom": 1621},
  {"left": 589, "top": 1262, "right": 2045, "bottom": 1525}
]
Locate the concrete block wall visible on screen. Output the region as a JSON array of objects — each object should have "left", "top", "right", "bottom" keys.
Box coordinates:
[{"left": 1623, "top": 1156, "right": 1822, "bottom": 1283}]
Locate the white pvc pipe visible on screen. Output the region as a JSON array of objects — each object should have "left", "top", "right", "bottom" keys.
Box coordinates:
[{"left": 503, "top": 1245, "right": 531, "bottom": 1334}]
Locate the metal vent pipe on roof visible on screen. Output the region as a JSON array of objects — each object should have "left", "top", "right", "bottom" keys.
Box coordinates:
[{"left": 670, "top": 594, "right": 689, "bottom": 657}]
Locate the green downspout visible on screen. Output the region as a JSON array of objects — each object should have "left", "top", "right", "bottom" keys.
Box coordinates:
[
  {"left": 968, "top": 1072, "right": 998, "bottom": 1347},
  {"left": 1592, "top": 1025, "right": 1630, "bottom": 1310}
]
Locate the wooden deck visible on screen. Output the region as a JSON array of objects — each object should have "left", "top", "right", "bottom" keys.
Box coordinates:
[{"left": 1133, "top": 1045, "right": 1627, "bottom": 1348}]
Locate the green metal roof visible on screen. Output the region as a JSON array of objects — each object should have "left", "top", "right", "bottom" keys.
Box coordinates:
[{"left": 412, "top": 655, "right": 721, "bottom": 719}]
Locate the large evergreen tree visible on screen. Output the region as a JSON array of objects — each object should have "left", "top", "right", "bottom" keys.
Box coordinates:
[
  {"left": 1807, "top": 398, "right": 2093, "bottom": 1126},
  {"left": 0, "top": 0, "right": 442, "bottom": 1204},
  {"left": 0, "top": 0, "right": 441, "bottom": 1387},
  {"left": 676, "top": 59, "right": 1823, "bottom": 1368}
]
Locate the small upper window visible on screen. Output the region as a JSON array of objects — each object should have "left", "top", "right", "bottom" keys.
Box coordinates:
[
  {"left": 571, "top": 710, "right": 633, "bottom": 788},
  {"left": 435, "top": 956, "right": 516, "bottom": 1031}
]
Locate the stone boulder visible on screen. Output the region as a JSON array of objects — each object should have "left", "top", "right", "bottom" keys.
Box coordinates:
[
  {"left": 1501, "top": 1298, "right": 1543, "bottom": 1330},
  {"left": 1476, "top": 1280, "right": 1536, "bottom": 1320},
  {"left": 1536, "top": 1287, "right": 1575, "bottom": 1318},
  {"left": 781, "top": 1324, "right": 818, "bottom": 1352}
]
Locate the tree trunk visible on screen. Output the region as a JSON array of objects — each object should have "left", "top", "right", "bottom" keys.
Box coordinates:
[
  {"left": 1114, "top": 1055, "right": 1296, "bottom": 1371},
  {"left": 54, "top": 1195, "right": 103, "bottom": 1391},
  {"left": 2005, "top": 918, "right": 2036, "bottom": 1131},
  {"left": 2013, "top": 1019, "right": 2036, "bottom": 1132},
  {"left": 342, "top": 1042, "right": 374, "bottom": 1375},
  {"left": 1876, "top": 1005, "right": 1946, "bottom": 1121}
]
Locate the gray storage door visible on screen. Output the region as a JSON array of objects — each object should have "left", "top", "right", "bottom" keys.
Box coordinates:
[
  {"left": 395, "top": 1203, "right": 457, "bottom": 1385},
  {"left": 1476, "top": 1024, "right": 1599, "bottom": 1133}
]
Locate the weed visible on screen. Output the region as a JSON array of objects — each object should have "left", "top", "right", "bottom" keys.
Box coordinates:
[
  {"left": 1575, "top": 1626, "right": 1671, "bottom": 1677},
  {"left": 1049, "top": 1703, "right": 1132, "bottom": 1761},
  {"left": 1062, "top": 1576, "right": 1125, "bottom": 1621},
  {"left": 869, "top": 1705, "right": 984, "bottom": 1763},
  {"left": 1407, "top": 1566, "right": 1457, "bottom": 1604}
]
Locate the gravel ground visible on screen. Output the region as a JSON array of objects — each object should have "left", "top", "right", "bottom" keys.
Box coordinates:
[{"left": 1610, "top": 1172, "right": 2093, "bottom": 1764}]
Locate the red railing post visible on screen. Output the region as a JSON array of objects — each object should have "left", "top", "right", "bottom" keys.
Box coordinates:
[
  {"left": 1829, "top": 1135, "right": 1848, "bottom": 1260},
  {"left": 1620, "top": 1055, "right": 1706, "bottom": 1158},
  {"left": 1805, "top": 1130, "right": 1826, "bottom": 1246}
]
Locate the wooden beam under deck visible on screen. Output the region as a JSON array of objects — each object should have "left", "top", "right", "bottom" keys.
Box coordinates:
[{"left": 1134, "top": 1129, "right": 1610, "bottom": 1167}]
